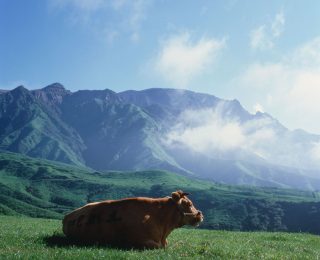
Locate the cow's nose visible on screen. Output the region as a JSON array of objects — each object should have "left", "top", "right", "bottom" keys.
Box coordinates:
[{"left": 197, "top": 211, "right": 202, "bottom": 216}]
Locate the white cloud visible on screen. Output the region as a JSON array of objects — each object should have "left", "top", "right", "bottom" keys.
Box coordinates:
[
  {"left": 241, "top": 36, "right": 320, "bottom": 134},
  {"left": 50, "top": 0, "right": 151, "bottom": 43},
  {"left": 154, "top": 32, "right": 226, "bottom": 87},
  {"left": 242, "top": 62, "right": 291, "bottom": 90},
  {"left": 129, "top": 0, "right": 149, "bottom": 34},
  {"left": 291, "top": 37, "right": 320, "bottom": 66},
  {"left": 250, "top": 11, "right": 285, "bottom": 50},
  {"left": 164, "top": 105, "right": 320, "bottom": 170},
  {"left": 311, "top": 142, "right": 320, "bottom": 160},
  {"left": 271, "top": 11, "right": 285, "bottom": 37},
  {"left": 165, "top": 108, "right": 245, "bottom": 152},
  {"left": 164, "top": 105, "right": 276, "bottom": 157},
  {"left": 167, "top": 122, "right": 244, "bottom": 152},
  {"left": 253, "top": 103, "right": 264, "bottom": 113},
  {"left": 250, "top": 26, "right": 273, "bottom": 50}
]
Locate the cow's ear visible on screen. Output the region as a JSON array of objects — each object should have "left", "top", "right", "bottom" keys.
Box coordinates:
[
  {"left": 171, "top": 191, "right": 181, "bottom": 203},
  {"left": 181, "top": 192, "right": 189, "bottom": 197}
]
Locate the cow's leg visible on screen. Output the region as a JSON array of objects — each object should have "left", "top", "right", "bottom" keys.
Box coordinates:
[
  {"left": 161, "top": 238, "right": 168, "bottom": 248},
  {"left": 140, "top": 239, "right": 162, "bottom": 249}
]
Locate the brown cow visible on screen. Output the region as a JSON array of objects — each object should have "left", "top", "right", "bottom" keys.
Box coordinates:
[{"left": 62, "top": 190, "right": 203, "bottom": 249}]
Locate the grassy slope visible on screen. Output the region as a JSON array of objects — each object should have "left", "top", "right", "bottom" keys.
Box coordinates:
[
  {"left": 0, "top": 215, "right": 319, "bottom": 259},
  {"left": 0, "top": 87, "right": 85, "bottom": 166},
  {"left": 1, "top": 151, "right": 320, "bottom": 233}
]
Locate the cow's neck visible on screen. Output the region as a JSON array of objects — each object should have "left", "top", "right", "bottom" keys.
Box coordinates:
[{"left": 157, "top": 198, "right": 184, "bottom": 244}]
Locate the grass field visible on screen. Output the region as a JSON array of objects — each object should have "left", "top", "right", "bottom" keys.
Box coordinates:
[{"left": 0, "top": 216, "right": 319, "bottom": 259}]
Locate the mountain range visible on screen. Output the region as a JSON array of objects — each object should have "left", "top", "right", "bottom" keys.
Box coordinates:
[{"left": 1, "top": 83, "right": 320, "bottom": 190}]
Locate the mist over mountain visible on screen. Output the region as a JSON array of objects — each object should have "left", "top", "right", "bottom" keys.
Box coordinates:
[{"left": 1, "top": 83, "right": 320, "bottom": 190}]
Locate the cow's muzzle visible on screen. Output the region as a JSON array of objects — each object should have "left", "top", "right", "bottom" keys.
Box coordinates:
[
  {"left": 184, "top": 210, "right": 204, "bottom": 226},
  {"left": 184, "top": 210, "right": 203, "bottom": 217}
]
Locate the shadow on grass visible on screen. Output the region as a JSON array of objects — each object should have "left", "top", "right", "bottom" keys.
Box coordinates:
[
  {"left": 43, "top": 233, "right": 140, "bottom": 251},
  {"left": 43, "top": 233, "right": 99, "bottom": 248}
]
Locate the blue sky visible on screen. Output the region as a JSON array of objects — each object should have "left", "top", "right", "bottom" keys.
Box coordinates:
[{"left": 1, "top": 0, "right": 320, "bottom": 134}]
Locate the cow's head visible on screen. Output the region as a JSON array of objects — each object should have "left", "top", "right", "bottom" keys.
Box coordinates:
[{"left": 171, "top": 190, "right": 204, "bottom": 227}]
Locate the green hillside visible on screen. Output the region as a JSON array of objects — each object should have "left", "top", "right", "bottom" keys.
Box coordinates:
[
  {"left": 1, "top": 215, "right": 320, "bottom": 259},
  {"left": 1, "top": 151, "right": 320, "bottom": 234},
  {"left": 0, "top": 86, "right": 85, "bottom": 166}
]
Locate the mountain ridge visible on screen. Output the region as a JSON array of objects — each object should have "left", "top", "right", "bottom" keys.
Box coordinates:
[{"left": 1, "top": 83, "right": 319, "bottom": 190}]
